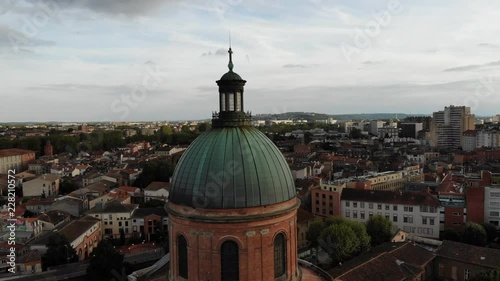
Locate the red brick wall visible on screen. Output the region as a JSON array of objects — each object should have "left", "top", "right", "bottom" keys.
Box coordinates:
[
  {"left": 444, "top": 207, "right": 465, "bottom": 230},
  {"left": 74, "top": 228, "right": 101, "bottom": 260},
  {"left": 143, "top": 214, "right": 162, "bottom": 238},
  {"left": 311, "top": 188, "right": 341, "bottom": 218},
  {"left": 466, "top": 187, "right": 485, "bottom": 224},
  {"left": 21, "top": 152, "right": 36, "bottom": 168},
  {"left": 168, "top": 199, "right": 300, "bottom": 281}
]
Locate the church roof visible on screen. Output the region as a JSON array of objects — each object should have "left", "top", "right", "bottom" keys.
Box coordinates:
[{"left": 169, "top": 126, "right": 296, "bottom": 209}]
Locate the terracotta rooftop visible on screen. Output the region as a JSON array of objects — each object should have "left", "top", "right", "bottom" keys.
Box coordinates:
[
  {"left": 330, "top": 242, "right": 435, "bottom": 281},
  {"left": 436, "top": 240, "right": 500, "bottom": 269},
  {"left": 37, "top": 210, "right": 71, "bottom": 225},
  {"left": 341, "top": 189, "right": 440, "bottom": 207},
  {"left": 118, "top": 185, "right": 140, "bottom": 192},
  {"left": 0, "top": 148, "right": 35, "bottom": 157},
  {"left": 58, "top": 216, "right": 100, "bottom": 243},
  {"left": 328, "top": 242, "right": 435, "bottom": 281},
  {"left": 145, "top": 181, "right": 170, "bottom": 191},
  {"left": 297, "top": 208, "right": 315, "bottom": 224}
]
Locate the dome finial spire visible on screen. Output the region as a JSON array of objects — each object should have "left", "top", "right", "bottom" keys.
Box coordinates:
[{"left": 228, "top": 31, "right": 234, "bottom": 71}]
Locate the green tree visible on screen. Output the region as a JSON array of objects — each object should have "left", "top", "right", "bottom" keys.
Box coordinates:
[
  {"left": 197, "top": 122, "right": 211, "bottom": 132},
  {"left": 42, "top": 233, "right": 78, "bottom": 270},
  {"left": 119, "top": 228, "right": 126, "bottom": 246},
  {"left": 470, "top": 269, "right": 500, "bottom": 281},
  {"left": 366, "top": 214, "right": 393, "bottom": 246},
  {"left": 87, "top": 239, "right": 125, "bottom": 281},
  {"left": 133, "top": 159, "right": 175, "bottom": 188},
  {"left": 59, "top": 180, "right": 76, "bottom": 195},
  {"left": 440, "top": 229, "right": 461, "bottom": 242},
  {"left": 345, "top": 220, "right": 371, "bottom": 254},
  {"left": 306, "top": 220, "right": 325, "bottom": 248},
  {"left": 322, "top": 217, "right": 370, "bottom": 256},
  {"left": 461, "top": 222, "right": 487, "bottom": 246},
  {"left": 320, "top": 223, "right": 359, "bottom": 264},
  {"left": 349, "top": 128, "right": 363, "bottom": 139},
  {"left": 482, "top": 223, "right": 498, "bottom": 243}
]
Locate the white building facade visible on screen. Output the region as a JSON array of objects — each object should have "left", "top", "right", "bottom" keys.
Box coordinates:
[{"left": 341, "top": 189, "right": 441, "bottom": 239}]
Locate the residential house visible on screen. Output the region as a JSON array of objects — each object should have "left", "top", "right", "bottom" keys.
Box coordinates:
[
  {"left": 50, "top": 196, "right": 87, "bottom": 217},
  {"left": 22, "top": 174, "right": 60, "bottom": 197},
  {"left": 37, "top": 210, "right": 71, "bottom": 231},
  {"left": 144, "top": 181, "right": 170, "bottom": 202},
  {"left": 58, "top": 216, "right": 101, "bottom": 260},
  {"left": 130, "top": 207, "right": 168, "bottom": 242},
  {"left": 24, "top": 197, "right": 55, "bottom": 214},
  {"left": 86, "top": 200, "right": 138, "bottom": 239}
]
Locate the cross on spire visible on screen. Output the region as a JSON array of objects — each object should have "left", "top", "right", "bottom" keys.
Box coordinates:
[{"left": 228, "top": 47, "right": 234, "bottom": 71}]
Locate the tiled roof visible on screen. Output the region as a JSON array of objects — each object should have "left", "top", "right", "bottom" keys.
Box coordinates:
[
  {"left": 86, "top": 201, "right": 138, "bottom": 214},
  {"left": 0, "top": 148, "right": 35, "bottom": 157},
  {"left": 297, "top": 208, "right": 315, "bottom": 224},
  {"left": 118, "top": 185, "right": 140, "bottom": 192},
  {"left": 330, "top": 242, "right": 435, "bottom": 281},
  {"left": 37, "top": 210, "right": 70, "bottom": 225},
  {"left": 59, "top": 216, "right": 100, "bottom": 243},
  {"left": 436, "top": 240, "right": 500, "bottom": 268},
  {"left": 145, "top": 181, "right": 170, "bottom": 191},
  {"left": 341, "top": 189, "right": 440, "bottom": 207},
  {"left": 131, "top": 207, "right": 167, "bottom": 219}
]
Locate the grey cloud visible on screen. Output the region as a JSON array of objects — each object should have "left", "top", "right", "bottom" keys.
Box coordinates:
[
  {"left": 478, "top": 43, "right": 499, "bottom": 48},
  {"left": 247, "top": 78, "right": 500, "bottom": 116},
  {"left": 0, "top": 24, "right": 55, "bottom": 51},
  {"left": 25, "top": 83, "right": 165, "bottom": 97},
  {"left": 362, "top": 60, "right": 383, "bottom": 65},
  {"left": 283, "top": 64, "right": 307, "bottom": 68},
  {"left": 8, "top": 0, "right": 176, "bottom": 17},
  {"left": 202, "top": 48, "right": 227, "bottom": 57},
  {"left": 55, "top": 0, "right": 173, "bottom": 16},
  {"left": 443, "top": 60, "right": 500, "bottom": 72}
]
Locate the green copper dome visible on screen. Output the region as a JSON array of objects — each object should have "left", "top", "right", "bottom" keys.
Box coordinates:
[
  {"left": 169, "top": 127, "right": 296, "bottom": 209},
  {"left": 219, "top": 70, "right": 242, "bottom": 81}
]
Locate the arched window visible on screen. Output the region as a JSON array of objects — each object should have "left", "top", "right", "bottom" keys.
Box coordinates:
[
  {"left": 221, "top": 240, "right": 239, "bottom": 281},
  {"left": 274, "top": 233, "right": 286, "bottom": 278},
  {"left": 178, "top": 235, "right": 188, "bottom": 279}
]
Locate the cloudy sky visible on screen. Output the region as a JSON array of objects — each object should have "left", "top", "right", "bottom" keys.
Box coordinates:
[{"left": 1, "top": 0, "right": 500, "bottom": 122}]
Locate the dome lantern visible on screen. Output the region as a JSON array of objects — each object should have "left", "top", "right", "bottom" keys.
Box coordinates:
[{"left": 213, "top": 48, "right": 252, "bottom": 128}]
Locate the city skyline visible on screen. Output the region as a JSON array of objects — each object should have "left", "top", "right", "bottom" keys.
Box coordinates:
[{"left": 1, "top": 0, "right": 500, "bottom": 122}]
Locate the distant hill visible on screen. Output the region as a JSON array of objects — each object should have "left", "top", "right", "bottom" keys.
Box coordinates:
[{"left": 253, "top": 112, "right": 429, "bottom": 121}]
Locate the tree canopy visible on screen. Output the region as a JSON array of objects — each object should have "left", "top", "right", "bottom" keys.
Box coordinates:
[
  {"left": 470, "top": 269, "right": 500, "bottom": 281},
  {"left": 366, "top": 214, "right": 393, "bottom": 246},
  {"left": 307, "top": 217, "right": 371, "bottom": 265},
  {"left": 42, "top": 233, "right": 78, "bottom": 270},
  {"left": 133, "top": 159, "right": 175, "bottom": 188},
  {"left": 87, "top": 239, "right": 126, "bottom": 281},
  {"left": 306, "top": 220, "right": 325, "bottom": 248},
  {"left": 461, "top": 222, "right": 488, "bottom": 247}
]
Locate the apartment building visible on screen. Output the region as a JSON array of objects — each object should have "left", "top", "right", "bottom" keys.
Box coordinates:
[
  {"left": 341, "top": 189, "right": 441, "bottom": 238},
  {"left": 311, "top": 181, "right": 345, "bottom": 218},
  {"left": 431, "top": 105, "right": 475, "bottom": 148},
  {"left": 0, "top": 149, "right": 36, "bottom": 174}
]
